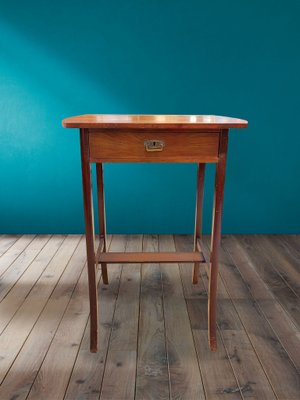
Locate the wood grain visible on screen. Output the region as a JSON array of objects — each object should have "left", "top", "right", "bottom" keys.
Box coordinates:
[
  {"left": 135, "top": 235, "right": 170, "bottom": 400},
  {"left": 62, "top": 114, "right": 248, "bottom": 129},
  {"left": 0, "top": 235, "right": 21, "bottom": 256},
  {"left": 235, "top": 235, "right": 300, "bottom": 329},
  {"left": 26, "top": 247, "right": 94, "bottom": 399},
  {"left": 201, "top": 238, "right": 277, "bottom": 399},
  {"left": 0, "top": 235, "right": 35, "bottom": 276},
  {"left": 98, "top": 251, "right": 204, "bottom": 263},
  {"left": 89, "top": 130, "right": 220, "bottom": 163},
  {"left": 100, "top": 235, "right": 142, "bottom": 400},
  {"left": 0, "top": 235, "right": 65, "bottom": 333},
  {"left": 223, "top": 235, "right": 300, "bottom": 371},
  {"left": 159, "top": 235, "right": 205, "bottom": 399},
  {"left": 210, "top": 235, "right": 300, "bottom": 399},
  {"left": 174, "top": 235, "right": 242, "bottom": 399},
  {"left": 1, "top": 234, "right": 298, "bottom": 400},
  {"left": 0, "top": 236, "right": 51, "bottom": 301},
  {"left": 64, "top": 235, "right": 123, "bottom": 400},
  {"left": 193, "top": 163, "right": 206, "bottom": 284},
  {"left": 257, "top": 235, "right": 300, "bottom": 298},
  {"left": 96, "top": 163, "right": 108, "bottom": 285},
  {"left": 0, "top": 236, "right": 83, "bottom": 397},
  {"left": 208, "top": 129, "right": 228, "bottom": 350},
  {"left": 80, "top": 128, "right": 98, "bottom": 352}
]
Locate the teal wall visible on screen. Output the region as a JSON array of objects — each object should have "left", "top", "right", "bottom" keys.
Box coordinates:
[{"left": 1, "top": 1, "right": 299, "bottom": 234}]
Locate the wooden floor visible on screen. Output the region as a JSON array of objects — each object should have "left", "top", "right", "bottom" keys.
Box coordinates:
[{"left": 0, "top": 235, "right": 299, "bottom": 400}]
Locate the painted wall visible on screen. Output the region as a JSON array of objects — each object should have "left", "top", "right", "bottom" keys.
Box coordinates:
[{"left": 0, "top": 1, "right": 299, "bottom": 234}]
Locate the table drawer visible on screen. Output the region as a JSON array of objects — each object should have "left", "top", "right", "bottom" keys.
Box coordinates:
[{"left": 89, "top": 130, "right": 220, "bottom": 162}]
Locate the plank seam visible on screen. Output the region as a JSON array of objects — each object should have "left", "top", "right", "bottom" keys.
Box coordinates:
[
  {"left": 98, "top": 235, "right": 129, "bottom": 400},
  {"left": 63, "top": 235, "right": 113, "bottom": 400},
  {"left": 174, "top": 235, "right": 208, "bottom": 400},
  {"left": 0, "top": 235, "right": 21, "bottom": 257},
  {"left": 219, "top": 239, "right": 281, "bottom": 399},
  {"left": 0, "top": 235, "right": 64, "bottom": 335},
  {"left": 24, "top": 235, "right": 85, "bottom": 398},
  {"left": 0, "top": 235, "right": 37, "bottom": 278},
  {"left": 1, "top": 236, "right": 83, "bottom": 389},
  {"left": 224, "top": 236, "right": 300, "bottom": 378},
  {"left": 0, "top": 235, "right": 52, "bottom": 302}
]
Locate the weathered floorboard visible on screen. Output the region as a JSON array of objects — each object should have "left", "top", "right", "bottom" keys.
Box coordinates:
[
  {"left": 0, "top": 234, "right": 299, "bottom": 400},
  {"left": 0, "top": 235, "right": 36, "bottom": 277},
  {"left": 212, "top": 236, "right": 300, "bottom": 399},
  {"left": 175, "top": 235, "right": 242, "bottom": 400},
  {"left": 64, "top": 235, "right": 123, "bottom": 400},
  {"left": 235, "top": 235, "right": 300, "bottom": 329},
  {"left": 0, "top": 235, "right": 21, "bottom": 257},
  {"left": 100, "top": 235, "right": 142, "bottom": 400},
  {"left": 159, "top": 235, "right": 205, "bottom": 400},
  {"left": 135, "top": 235, "right": 170, "bottom": 400},
  {"left": 223, "top": 235, "right": 300, "bottom": 371},
  {"left": 0, "top": 235, "right": 82, "bottom": 392},
  {"left": 200, "top": 238, "right": 277, "bottom": 399},
  {"left": 0, "top": 235, "right": 65, "bottom": 333},
  {"left": 0, "top": 235, "right": 51, "bottom": 301}
]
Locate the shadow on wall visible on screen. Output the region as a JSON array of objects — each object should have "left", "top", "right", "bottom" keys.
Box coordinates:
[{"left": 0, "top": 0, "right": 300, "bottom": 233}]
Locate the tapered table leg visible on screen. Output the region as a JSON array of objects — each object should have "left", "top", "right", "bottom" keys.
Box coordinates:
[
  {"left": 208, "top": 130, "right": 228, "bottom": 351},
  {"left": 193, "top": 163, "right": 206, "bottom": 284},
  {"left": 96, "top": 163, "right": 108, "bottom": 284},
  {"left": 80, "top": 129, "right": 98, "bottom": 352}
]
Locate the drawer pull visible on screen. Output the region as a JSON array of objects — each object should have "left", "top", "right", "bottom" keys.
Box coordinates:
[{"left": 144, "top": 139, "right": 165, "bottom": 152}]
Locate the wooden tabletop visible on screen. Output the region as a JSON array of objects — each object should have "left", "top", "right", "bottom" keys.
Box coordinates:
[{"left": 62, "top": 114, "right": 248, "bottom": 129}]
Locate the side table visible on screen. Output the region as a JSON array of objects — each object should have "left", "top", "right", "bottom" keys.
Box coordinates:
[{"left": 62, "top": 114, "right": 248, "bottom": 352}]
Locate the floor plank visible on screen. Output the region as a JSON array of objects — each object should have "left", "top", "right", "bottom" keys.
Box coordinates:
[
  {"left": 0, "top": 235, "right": 81, "bottom": 387},
  {"left": 0, "top": 234, "right": 297, "bottom": 400},
  {"left": 175, "top": 235, "right": 242, "bottom": 400},
  {"left": 200, "top": 238, "right": 277, "bottom": 399},
  {"left": 235, "top": 235, "right": 300, "bottom": 330},
  {"left": 0, "top": 235, "right": 21, "bottom": 257},
  {"left": 0, "top": 235, "right": 51, "bottom": 301},
  {"left": 0, "top": 235, "right": 65, "bottom": 334},
  {"left": 135, "top": 235, "right": 170, "bottom": 400},
  {"left": 159, "top": 235, "right": 205, "bottom": 400},
  {"left": 0, "top": 236, "right": 85, "bottom": 400},
  {"left": 223, "top": 235, "right": 300, "bottom": 372},
  {"left": 212, "top": 236, "right": 300, "bottom": 399},
  {"left": 261, "top": 235, "right": 300, "bottom": 298},
  {"left": 64, "top": 235, "right": 124, "bottom": 400},
  {"left": 100, "top": 235, "right": 142, "bottom": 400},
  {"left": 25, "top": 239, "right": 98, "bottom": 400},
  {"left": 0, "top": 235, "right": 35, "bottom": 277}
]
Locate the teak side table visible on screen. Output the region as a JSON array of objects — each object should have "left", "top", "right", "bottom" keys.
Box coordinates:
[{"left": 62, "top": 114, "right": 248, "bottom": 352}]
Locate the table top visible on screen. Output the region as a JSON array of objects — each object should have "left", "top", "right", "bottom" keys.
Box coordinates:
[{"left": 62, "top": 114, "right": 248, "bottom": 129}]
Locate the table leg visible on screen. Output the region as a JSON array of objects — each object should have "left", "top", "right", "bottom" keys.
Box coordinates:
[
  {"left": 208, "top": 130, "right": 228, "bottom": 351},
  {"left": 96, "top": 163, "right": 108, "bottom": 284},
  {"left": 80, "top": 129, "right": 98, "bottom": 352},
  {"left": 193, "top": 163, "right": 206, "bottom": 284}
]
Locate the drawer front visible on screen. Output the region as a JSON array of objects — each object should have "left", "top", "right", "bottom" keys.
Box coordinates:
[{"left": 89, "top": 130, "right": 220, "bottom": 162}]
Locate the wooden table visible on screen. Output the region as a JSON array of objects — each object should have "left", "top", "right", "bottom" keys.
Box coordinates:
[{"left": 62, "top": 114, "right": 248, "bottom": 352}]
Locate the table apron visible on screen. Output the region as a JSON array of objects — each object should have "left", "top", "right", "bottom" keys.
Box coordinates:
[{"left": 88, "top": 129, "right": 221, "bottom": 163}]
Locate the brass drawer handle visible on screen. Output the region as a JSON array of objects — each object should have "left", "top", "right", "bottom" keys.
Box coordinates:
[{"left": 144, "top": 139, "right": 165, "bottom": 152}]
